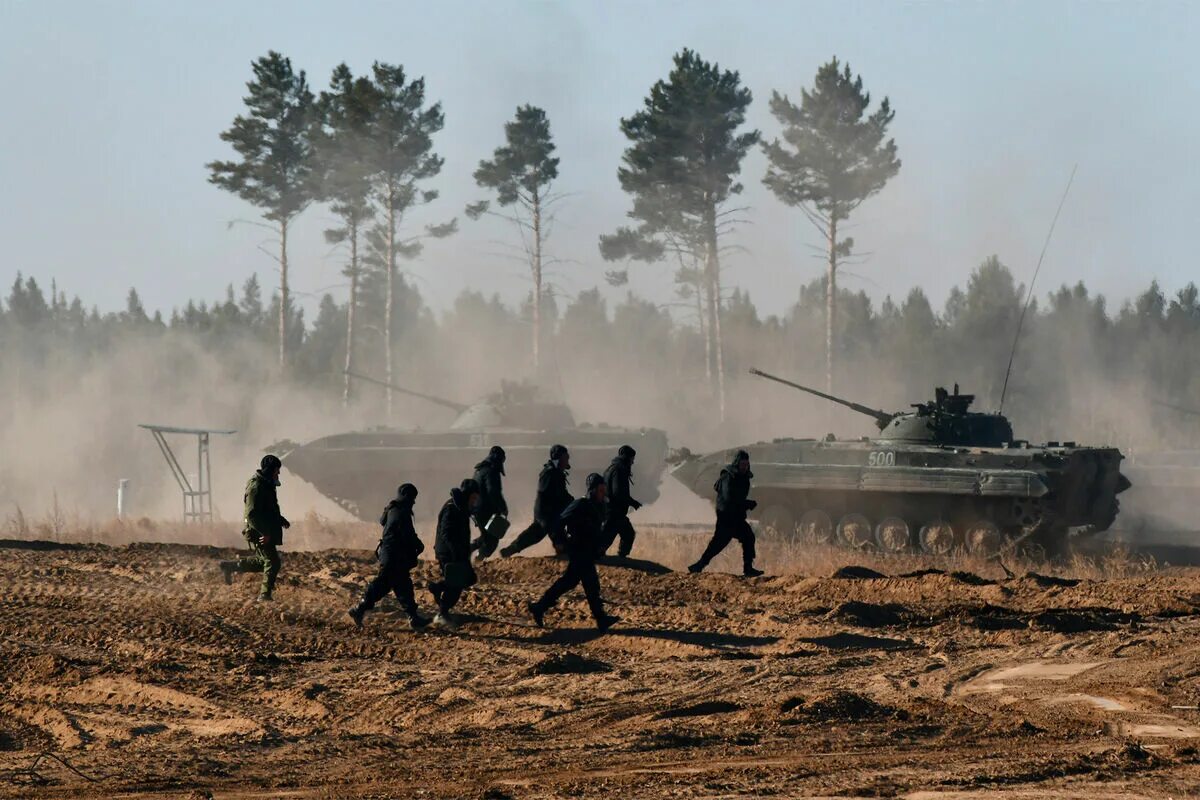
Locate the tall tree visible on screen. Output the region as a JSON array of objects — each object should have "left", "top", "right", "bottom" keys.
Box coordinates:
[
  {"left": 208, "top": 51, "right": 315, "bottom": 367},
  {"left": 762, "top": 57, "right": 900, "bottom": 392},
  {"left": 466, "top": 105, "right": 561, "bottom": 372},
  {"left": 314, "top": 64, "right": 378, "bottom": 405},
  {"left": 361, "top": 62, "right": 455, "bottom": 417},
  {"left": 599, "top": 49, "right": 758, "bottom": 418}
]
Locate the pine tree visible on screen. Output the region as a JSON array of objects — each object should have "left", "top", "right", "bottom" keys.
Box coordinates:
[
  {"left": 361, "top": 62, "right": 455, "bottom": 417},
  {"left": 466, "top": 105, "right": 561, "bottom": 372},
  {"left": 763, "top": 57, "right": 900, "bottom": 392},
  {"left": 599, "top": 49, "right": 758, "bottom": 418},
  {"left": 208, "top": 51, "right": 315, "bottom": 368},
  {"left": 314, "top": 64, "right": 378, "bottom": 405}
]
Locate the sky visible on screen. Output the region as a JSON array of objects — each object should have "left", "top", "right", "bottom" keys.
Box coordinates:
[{"left": 1, "top": 0, "right": 1198, "bottom": 322}]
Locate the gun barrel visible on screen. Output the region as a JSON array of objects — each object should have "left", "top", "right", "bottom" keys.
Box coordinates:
[
  {"left": 748, "top": 368, "right": 894, "bottom": 427},
  {"left": 344, "top": 371, "right": 470, "bottom": 413}
]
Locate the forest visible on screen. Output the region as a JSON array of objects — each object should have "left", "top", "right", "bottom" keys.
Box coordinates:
[{"left": 3, "top": 47, "right": 1199, "bottom": 519}]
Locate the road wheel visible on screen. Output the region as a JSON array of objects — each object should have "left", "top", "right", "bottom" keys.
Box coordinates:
[
  {"left": 838, "top": 513, "right": 873, "bottom": 549},
  {"left": 875, "top": 516, "right": 911, "bottom": 552},
  {"left": 798, "top": 509, "right": 834, "bottom": 545},
  {"left": 918, "top": 520, "right": 956, "bottom": 555},
  {"left": 964, "top": 520, "right": 1004, "bottom": 557},
  {"left": 759, "top": 505, "right": 796, "bottom": 542}
]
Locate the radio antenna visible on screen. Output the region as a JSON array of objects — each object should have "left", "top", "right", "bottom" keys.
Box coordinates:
[{"left": 998, "top": 164, "right": 1077, "bottom": 412}]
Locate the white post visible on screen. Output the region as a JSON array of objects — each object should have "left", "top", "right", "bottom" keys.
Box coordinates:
[{"left": 117, "top": 479, "right": 131, "bottom": 520}]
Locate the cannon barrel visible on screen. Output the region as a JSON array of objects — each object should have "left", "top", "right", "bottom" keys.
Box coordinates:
[
  {"left": 748, "top": 368, "right": 895, "bottom": 430},
  {"left": 344, "top": 371, "right": 470, "bottom": 413}
]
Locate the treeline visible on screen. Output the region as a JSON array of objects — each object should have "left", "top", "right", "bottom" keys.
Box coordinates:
[
  {"left": 202, "top": 49, "right": 901, "bottom": 420},
  {"left": 5, "top": 258, "right": 1200, "bottom": 451}
]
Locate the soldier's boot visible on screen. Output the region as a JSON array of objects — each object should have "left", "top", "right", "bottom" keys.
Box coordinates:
[
  {"left": 218, "top": 561, "right": 238, "bottom": 585},
  {"left": 432, "top": 611, "right": 459, "bottom": 631},
  {"left": 255, "top": 593, "right": 274, "bottom": 603},
  {"left": 348, "top": 602, "right": 368, "bottom": 628},
  {"left": 527, "top": 601, "right": 546, "bottom": 629},
  {"left": 407, "top": 612, "right": 432, "bottom": 631},
  {"left": 742, "top": 540, "right": 762, "bottom": 577},
  {"left": 595, "top": 613, "right": 621, "bottom": 633},
  {"left": 687, "top": 560, "right": 706, "bottom": 574}
]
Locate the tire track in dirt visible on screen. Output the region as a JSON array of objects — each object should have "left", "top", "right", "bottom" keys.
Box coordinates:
[{"left": 3, "top": 543, "right": 1200, "bottom": 798}]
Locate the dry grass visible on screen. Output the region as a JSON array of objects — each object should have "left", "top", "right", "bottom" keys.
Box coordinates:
[
  {"left": 627, "top": 524, "right": 1161, "bottom": 582},
  {"left": 1, "top": 507, "right": 377, "bottom": 551},
  {"left": 0, "top": 508, "right": 1161, "bottom": 582}
]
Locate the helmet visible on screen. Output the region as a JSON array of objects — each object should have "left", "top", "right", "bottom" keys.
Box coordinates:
[
  {"left": 618, "top": 444, "right": 636, "bottom": 460},
  {"left": 260, "top": 454, "right": 282, "bottom": 473},
  {"left": 460, "top": 477, "right": 482, "bottom": 496},
  {"left": 488, "top": 445, "right": 506, "bottom": 463},
  {"left": 585, "top": 472, "right": 606, "bottom": 492},
  {"left": 398, "top": 483, "right": 418, "bottom": 500},
  {"left": 550, "top": 444, "right": 569, "bottom": 462}
]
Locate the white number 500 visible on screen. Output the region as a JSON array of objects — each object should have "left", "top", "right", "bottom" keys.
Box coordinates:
[{"left": 868, "top": 451, "right": 896, "bottom": 467}]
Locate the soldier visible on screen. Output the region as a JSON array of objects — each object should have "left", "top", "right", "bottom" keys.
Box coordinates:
[
  {"left": 598, "top": 444, "right": 643, "bottom": 558},
  {"left": 499, "top": 444, "right": 573, "bottom": 558},
  {"left": 688, "top": 450, "right": 765, "bottom": 577},
  {"left": 347, "top": 484, "right": 431, "bottom": 631},
  {"left": 428, "top": 478, "right": 482, "bottom": 630},
  {"left": 527, "top": 472, "right": 620, "bottom": 632},
  {"left": 220, "top": 454, "right": 291, "bottom": 600},
  {"left": 470, "top": 445, "right": 509, "bottom": 559}
]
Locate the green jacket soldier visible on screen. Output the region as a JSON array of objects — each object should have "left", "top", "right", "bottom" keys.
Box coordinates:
[{"left": 220, "top": 454, "right": 291, "bottom": 600}]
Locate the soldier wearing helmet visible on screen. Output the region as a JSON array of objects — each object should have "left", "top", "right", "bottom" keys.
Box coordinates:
[
  {"left": 598, "top": 444, "right": 643, "bottom": 559},
  {"left": 469, "top": 445, "right": 509, "bottom": 559},
  {"left": 500, "top": 444, "right": 573, "bottom": 558},
  {"left": 428, "top": 478, "right": 483, "bottom": 629},
  {"left": 527, "top": 472, "right": 620, "bottom": 633},
  {"left": 219, "top": 454, "right": 291, "bottom": 600},
  {"left": 348, "top": 483, "right": 431, "bottom": 631},
  {"left": 689, "top": 449, "right": 765, "bottom": 578}
]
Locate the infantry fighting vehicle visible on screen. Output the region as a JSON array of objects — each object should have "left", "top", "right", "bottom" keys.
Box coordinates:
[
  {"left": 277, "top": 376, "right": 669, "bottom": 522},
  {"left": 671, "top": 369, "right": 1131, "bottom": 556}
]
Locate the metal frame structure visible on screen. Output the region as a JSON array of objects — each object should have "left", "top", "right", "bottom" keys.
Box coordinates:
[{"left": 139, "top": 424, "right": 236, "bottom": 523}]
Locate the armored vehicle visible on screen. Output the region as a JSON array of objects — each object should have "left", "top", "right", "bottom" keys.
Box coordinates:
[
  {"left": 671, "top": 369, "right": 1131, "bottom": 556},
  {"left": 278, "top": 376, "right": 669, "bottom": 522}
]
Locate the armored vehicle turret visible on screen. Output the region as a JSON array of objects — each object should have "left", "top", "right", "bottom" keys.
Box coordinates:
[
  {"left": 671, "top": 369, "right": 1131, "bottom": 556},
  {"left": 277, "top": 375, "right": 668, "bottom": 522}
]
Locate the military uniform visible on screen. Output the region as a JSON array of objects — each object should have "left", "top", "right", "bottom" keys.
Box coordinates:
[
  {"left": 470, "top": 447, "right": 509, "bottom": 559},
  {"left": 598, "top": 447, "right": 641, "bottom": 558},
  {"left": 501, "top": 452, "right": 573, "bottom": 557},
  {"left": 349, "top": 485, "right": 429, "bottom": 629},
  {"left": 429, "top": 483, "right": 478, "bottom": 620},
  {"left": 226, "top": 468, "right": 289, "bottom": 599},
  {"left": 529, "top": 474, "right": 619, "bottom": 632},
  {"left": 689, "top": 450, "right": 763, "bottom": 577}
]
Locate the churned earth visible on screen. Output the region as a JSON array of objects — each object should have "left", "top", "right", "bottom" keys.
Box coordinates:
[{"left": 3, "top": 532, "right": 1200, "bottom": 798}]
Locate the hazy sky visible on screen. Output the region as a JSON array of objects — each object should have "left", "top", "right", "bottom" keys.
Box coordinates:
[{"left": 2, "top": 0, "right": 1197, "bottom": 322}]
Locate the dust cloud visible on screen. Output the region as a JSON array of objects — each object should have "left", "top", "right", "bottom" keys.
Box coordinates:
[{"left": 2, "top": 277, "right": 1197, "bottom": 540}]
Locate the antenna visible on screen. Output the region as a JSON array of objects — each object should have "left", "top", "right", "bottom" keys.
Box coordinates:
[{"left": 998, "top": 164, "right": 1077, "bottom": 412}]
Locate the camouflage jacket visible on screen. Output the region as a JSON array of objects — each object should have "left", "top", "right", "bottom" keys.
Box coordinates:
[{"left": 243, "top": 470, "right": 287, "bottom": 544}]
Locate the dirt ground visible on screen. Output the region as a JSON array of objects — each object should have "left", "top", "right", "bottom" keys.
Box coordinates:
[{"left": 4, "top": 530, "right": 1200, "bottom": 799}]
